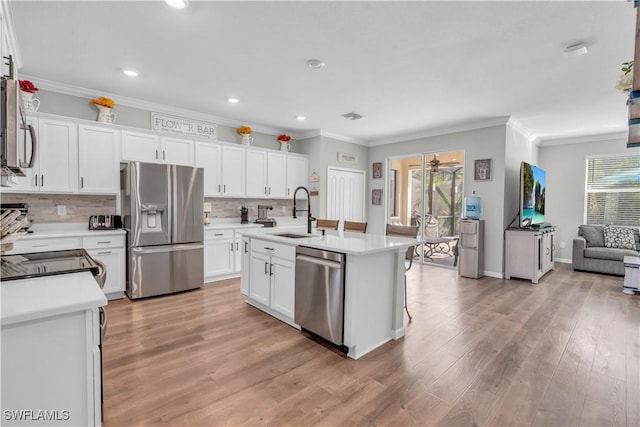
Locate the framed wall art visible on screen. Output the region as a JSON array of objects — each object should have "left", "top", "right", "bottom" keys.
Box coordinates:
[
  {"left": 372, "top": 189, "right": 383, "bottom": 205},
  {"left": 372, "top": 162, "right": 382, "bottom": 179},
  {"left": 474, "top": 158, "right": 492, "bottom": 181}
]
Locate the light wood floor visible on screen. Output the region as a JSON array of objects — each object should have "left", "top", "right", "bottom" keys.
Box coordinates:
[{"left": 102, "top": 264, "right": 640, "bottom": 426}]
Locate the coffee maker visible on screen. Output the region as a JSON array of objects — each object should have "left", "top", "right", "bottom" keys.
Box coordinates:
[
  {"left": 255, "top": 205, "right": 277, "bottom": 227},
  {"left": 240, "top": 206, "right": 249, "bottom": 224}
]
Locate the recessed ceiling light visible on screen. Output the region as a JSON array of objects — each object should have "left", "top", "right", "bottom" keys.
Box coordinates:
[
  {"left": 123, "top": 69, "right": 139, "bottom": 77},
  {"left": 165, "top": 0, "right": 188, "bottom": 9},
  {"left": 227, "top": 98, "right": 239, "bottom": 103},
  {"left": 563, "top": 42, "right": 588, "bottom": 57},
  {"left": 306, "top": 59, "right": 325, "bottom": 70},
  {"left": 296, "top": 116, "right": 306, "bottom": 121}
]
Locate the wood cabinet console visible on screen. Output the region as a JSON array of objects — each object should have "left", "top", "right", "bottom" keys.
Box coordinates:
[{"left": 504, "top": 227, "right": 555, "bottom": 284}]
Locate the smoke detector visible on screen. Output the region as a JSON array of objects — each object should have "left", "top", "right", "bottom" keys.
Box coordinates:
[{"left": 341, "top": 112, "right": 363, "bottom": 120}]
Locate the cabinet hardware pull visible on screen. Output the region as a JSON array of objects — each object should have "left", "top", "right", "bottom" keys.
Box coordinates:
[
  {"left": 97, "top": 241, "right": 111, "bottom": 244},
  {"left": 97, "top": 251, "right": 112, "bottom": 255},
  {"left": 264, "top": 247, "right": 273, "bottom": 251},
  {"left": 269, "top": 263, "right": 274, "bottom": 276},
  {"left": 35, "top": 175, "right": 38, "bottom": 186},
  {"left": 214, "top": 233, "right": 224, "bottom": 236},
  {"left": 155, "top": 149, "right": 158, "bottom": 159},
  {"left": 163, "top": 150, "right": 166, "bottom": 161},
  {"left": 223, "top": 184, "right": 226, "bottom": 193},
  {"left": 81, "top": 177, "right": 84, "bottom": 188},
  {"left": 33, "top": 244, "right": 48, "bottom": 248},
  {"left": 231, "top": 242, "right": 234, "bottom": 251},
  {"left": 265, "top": 186, "right": 267, "bottom": 195},
  {"left": 287, "top": 188, "right": 290, "bottom": 196},
  {"left": 218, "top": 184, "right": 221, "bottom": 192},
  {"left": 264, "top": 261, "right": 268, "bottom": 274},
  {"left": 236, "top": 242, "right": 239, "bottom": 251},
  {"left": 41, "top": 175, "right": 44, "bottom": 187},
  {"left": 244, "top": 241, "right": 248, "bottom": 253}
]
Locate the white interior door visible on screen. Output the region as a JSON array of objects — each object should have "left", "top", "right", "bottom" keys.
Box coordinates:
[{"left": 327, "top": 167, "right": 365, "bottom": 222}]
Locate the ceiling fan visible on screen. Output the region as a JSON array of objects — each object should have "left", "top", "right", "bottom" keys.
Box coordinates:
[{"left": 426, "top": 154, "right": 461, "bottom": 172}]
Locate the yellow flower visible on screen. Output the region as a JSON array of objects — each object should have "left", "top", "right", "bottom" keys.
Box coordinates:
[
  {"left": 91, "top": 96, "right": 115, "bottom": 109},
  {"left": 237, "top": 126, "right": 252, "bottom": 135}
]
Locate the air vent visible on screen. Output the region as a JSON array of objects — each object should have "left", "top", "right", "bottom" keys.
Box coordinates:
[{"left": 341, "top": 112, "right": 363, "bottom": 120}]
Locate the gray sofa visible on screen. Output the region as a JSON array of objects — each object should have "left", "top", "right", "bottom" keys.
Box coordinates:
[{"left": 573, "top": 224, "right": 640, "bottom": 276}]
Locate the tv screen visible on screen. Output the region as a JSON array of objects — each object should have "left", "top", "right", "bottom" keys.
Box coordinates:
[{"left": 519, "top": 161, "right": 546, "bottom": 228}]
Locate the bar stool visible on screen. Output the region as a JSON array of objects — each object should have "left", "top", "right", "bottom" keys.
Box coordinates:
[
  {"left": 386, "top": 224, "right": 419, "bottom": 322},
  {"left": 344, "top": 221, "right": 368, "bottom": 233},
  {"left": 316, "top": 219, "right": 339, "bottom": 230}
]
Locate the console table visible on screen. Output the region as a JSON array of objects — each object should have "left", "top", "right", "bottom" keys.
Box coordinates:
[{"left": 504, "top": 227, "right": 555, "bottom": 284}]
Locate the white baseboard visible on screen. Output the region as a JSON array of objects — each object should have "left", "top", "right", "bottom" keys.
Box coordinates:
[{"left": 555, "top": 258, "right": 572, "bottom": 264}]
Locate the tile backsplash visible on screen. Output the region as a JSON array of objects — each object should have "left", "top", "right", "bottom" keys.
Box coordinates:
[
  {"left": 206, "top": 198, "right": 296, "bottom": 219},
  {"left": 1, "top": 193, "right": 116, "bottom": 224}
]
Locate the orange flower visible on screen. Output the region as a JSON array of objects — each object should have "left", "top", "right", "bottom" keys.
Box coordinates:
[
  {"left": 237, "top": 126, "right": 252, "bottom": 135},
  {"left": 91, "top": 96, "right": 115, "bottom": 109}
]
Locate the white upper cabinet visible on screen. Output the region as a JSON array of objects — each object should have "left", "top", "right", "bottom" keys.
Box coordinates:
[
  {"left": 195, "top": 141, "right": 222, "bottom": 197},
  {"left": 160, "top": 136, "right": 194, "bottom": 166},
  {"left": 78, "top": 125, "right": 120, "bottom": 194},
  {"left": 286, "top": 155, "right": 308, "bottom": 198},
  {"left": 38, "top": 119, "right": 79, "bottom": 193},
  {"left": 245, "top": 149, "right": 267, "bottom": 198},
  {"left": 221, "top": 145, "right": 245, "bottom": 197},
  {"left": 121, "top": 131, "right": 194, "bottom": 166},
  {"left": 121, "top": 131, "right": 158, "bottom": 163},
  {"left": 267, "top": 152, "right": 287, "bottom": 198}
]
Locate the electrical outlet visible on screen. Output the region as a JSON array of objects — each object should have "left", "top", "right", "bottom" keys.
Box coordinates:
[
  {"left": 560, "top": 241, "right": 566, "bottom": 249},
  {"left": 57, "top": 205, "right": 67, "bottom": 216}
]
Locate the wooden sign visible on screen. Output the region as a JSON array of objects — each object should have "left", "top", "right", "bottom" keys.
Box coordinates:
[
  {"left": 338, "top": 152, "right": 358, "bottom": 163},
  {"left": 151, "top": 113, "right": 217, "bottom": 139}
]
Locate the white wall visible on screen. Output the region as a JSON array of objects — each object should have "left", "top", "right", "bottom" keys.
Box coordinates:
[
  {"left": 368, "top": 125, "right": 507, "bottom": 276},
  {"left": 505, "top": 122, "right": 538, "bottom": 229},
  {"left": 538, "top": 135, "right": 639, "bottom": 261}
]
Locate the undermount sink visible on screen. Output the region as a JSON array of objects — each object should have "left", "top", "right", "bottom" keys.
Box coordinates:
[{"left": 273, "top": 232, "right": 310, "bottom": 239}]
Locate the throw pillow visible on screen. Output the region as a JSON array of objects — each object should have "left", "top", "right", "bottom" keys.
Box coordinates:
[
  {"left": 579, "top": 225, "right": 604, "bottom": 247},
  {"left": 603, "top": 225, "right": 636, "bottom": 250}
]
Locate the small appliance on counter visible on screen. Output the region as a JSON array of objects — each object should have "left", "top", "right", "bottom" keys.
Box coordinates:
[
  {"left": 255, "top": 205, "right": 276, "bottom": 227},
  {"left": 204, "top": 202, "right": 212, "bottom": 225},
  {"left": 89, "top": 215, "right": 122, "bottom": 230},
  {"left": 240, "top": 206, "right": 249, "bottom": 224}
]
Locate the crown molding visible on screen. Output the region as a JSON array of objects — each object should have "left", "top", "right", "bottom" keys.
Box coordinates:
[
  {"left": 368, "top": 116, "right": 511, "bottom": 147},
  {"left": 506, "top": 117, "right": 538, "bottom": 144},
  {"left": 536, "top": 129, "right": 627, "bottom": 146},
  {"left": 21, "top": 75, "right": 304, "bottom": 138},
  {"left": 319, "top": 130, "right": 367, "bottom": 146},
  {"left": 2, "top": 0, "right": 22, "bottom": 69}
]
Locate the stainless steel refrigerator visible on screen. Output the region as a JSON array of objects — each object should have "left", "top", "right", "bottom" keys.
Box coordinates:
[{"left": 121, "top": 162, "right": 204, "bottom": 299}]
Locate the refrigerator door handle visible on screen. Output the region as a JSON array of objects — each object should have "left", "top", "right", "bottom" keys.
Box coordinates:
[
  {"left": 170, "top": 165, "right": 176, "bottom": 242},
  {"left": 131, "top": 244, "right": 204, "bottom": 254}
]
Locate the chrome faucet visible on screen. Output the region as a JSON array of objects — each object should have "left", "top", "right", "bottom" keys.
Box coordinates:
[{"left": 293, "top": 186, "right": 316, "bottom": 234}]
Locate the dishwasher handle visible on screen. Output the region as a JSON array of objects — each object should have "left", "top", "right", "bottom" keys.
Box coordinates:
[{"left": 296, "top": 254, "right": 343, "bottom": 269}]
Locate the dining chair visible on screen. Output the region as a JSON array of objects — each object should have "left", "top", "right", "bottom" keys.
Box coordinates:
[
  {"left": 385, "top": 224, "right": 419, "bottom": 322},
  {"left": 316, "top": 219, "right": 339, "bottom": 230},
  {"left": 344, "top": 221, "right": 368, "bottom": 233}
]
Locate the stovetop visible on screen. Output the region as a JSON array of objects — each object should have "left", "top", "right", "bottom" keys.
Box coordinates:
[{"left": 1, "top": 249, "right": 100, "bottom": 281}]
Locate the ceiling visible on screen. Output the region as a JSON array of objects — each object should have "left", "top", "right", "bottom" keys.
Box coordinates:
[{"left": 8, "top": 1, "right": 635, "bottom": 145}]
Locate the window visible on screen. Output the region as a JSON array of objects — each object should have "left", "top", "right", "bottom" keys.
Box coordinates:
[{"left": 585, "top": 154, "right": 640, "bottom": 226}]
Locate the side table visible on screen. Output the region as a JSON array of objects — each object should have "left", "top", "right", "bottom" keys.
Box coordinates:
[{"left": 623, "top": 256, "right": 640, "bottom": 295}]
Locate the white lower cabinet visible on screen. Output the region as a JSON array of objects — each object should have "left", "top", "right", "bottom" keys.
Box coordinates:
[
  {"left": 86, "top": 248, "right": 125, "bottom": 297},
  {"left": 204, "top": 228, "right": 250, "bottom": 282},
  {"left": 248, "top": 238, "right": 296, "bottom": 323},
  {"left": 240, "top": 236, "right": 251, "bottom": 295}
]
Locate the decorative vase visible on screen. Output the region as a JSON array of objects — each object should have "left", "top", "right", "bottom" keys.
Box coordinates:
[
  {"left": 279, "top": 142, "right": 290, "bottom": 152},
  {"left": 241, "top": 134, "right": 253, "bottom": 145},
  {"left": 20, "top": 91, "right": 40, "bottom": 112},
  {"left": 96, "top": 105, "right": 116, "bottom": 124}
]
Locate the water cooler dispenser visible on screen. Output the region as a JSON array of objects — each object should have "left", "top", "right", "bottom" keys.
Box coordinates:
[{"left": 459, "top": 219, "right": 484, "bottom": 278}]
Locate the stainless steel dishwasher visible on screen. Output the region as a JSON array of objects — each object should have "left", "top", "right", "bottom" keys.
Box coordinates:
[{"left": 295, "top": 246, "right": 347, "bottom": 350}]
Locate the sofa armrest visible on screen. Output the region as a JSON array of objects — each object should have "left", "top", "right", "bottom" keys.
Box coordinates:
[{"left": 572, "top": 236, "right": 587, "bottom": 270}]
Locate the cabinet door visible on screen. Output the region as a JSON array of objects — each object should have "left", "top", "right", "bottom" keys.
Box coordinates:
[
  {"left": 78, "top": 125, "right": 120, "bottom": 194},
  {"left": 267, "top": 152, "right": 287, "bottom": 198},
  {"left": 87, "top": 248, "right": 125, "bottom": 296},
  {"left": 161, "top": 136, "right": 194, "bottom": 166},
  {"left": 245, "top": 149, "right": 267, "bottom": 197},
  {"left": 240, "top": 237, "right": 251, "bottom": 296},
  {"left": 204, "top": 238, "right": 234, "bottom": 278},
  {"left": 270, "top": 257, "right": 295, "bottom": 319},
  {"left": 249, "top": 252, "right": 271, "bottom": 306},
  {"left": 221, "top": 145, "right": 245, "bottom": 197},
  {"left": 286, "top": 155, "right": 308, "bottom": 198},
  {"left": 233, "top": 233, "right": 243, "bottom": 273},
  {"left": 195, "top": 142, "right": 222, "bottom": 196},
  {"left": 121, "top": 131, "right": 158, "bottom": 163},
  {"left": 4, "top": 117, "right": 38, "bottom": 192},
  {"left": 38, "top": 119, "right": 78, "bottom": 193}
]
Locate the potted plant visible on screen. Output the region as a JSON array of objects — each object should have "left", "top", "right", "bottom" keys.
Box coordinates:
[
  {"left": 237, "top": 126, "right": 253, "bottom": 145},
  {"left": 19, "top": 80, "right": 40, "bottom": 112},
  {"left": 91, "top": 96, "right": 116, "bottom": 123},
  {"left": 277, "top": 134, "right": 291, "bottom": 151}
]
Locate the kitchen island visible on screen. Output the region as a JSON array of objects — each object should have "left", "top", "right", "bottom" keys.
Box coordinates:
[{"left": 241, "top": 230, "right": 418, "bottom": 359}]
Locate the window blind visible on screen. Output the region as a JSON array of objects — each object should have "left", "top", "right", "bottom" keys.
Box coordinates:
[{"left": 585, "top": 155, "right": 640, "bottom": 226}]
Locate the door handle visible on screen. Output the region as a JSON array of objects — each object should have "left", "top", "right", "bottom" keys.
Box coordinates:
[
  {"left": 287, "top": 188, "right": 290, "bottom": 196},
  {"left": 35, "top": 174, "right": 38, "bottom": 186},
  {"left": 218, "top": 184, "right": 221, "bottom": 192},
  {"left": 264, "top": 261, "right": 268, "bottom": 274},
  {"left": 223, "top": 184, "right": 226, "bottom": 193},
  {"left": 41, "top": 175, "right": 44, "bottom": 187},
  {"left": 269, "top": 263, "right": 274, "bottom": 276},
  {"left": 231, "top": 242, "right": 234, "bottom": 251},
  {"left": 268, "top": 187, "right": 271, "bottom": 195}
]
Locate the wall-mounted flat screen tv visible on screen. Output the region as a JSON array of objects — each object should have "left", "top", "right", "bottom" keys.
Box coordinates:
[{"left": 519, "top": 161, "right": 546, "bottom": 228}]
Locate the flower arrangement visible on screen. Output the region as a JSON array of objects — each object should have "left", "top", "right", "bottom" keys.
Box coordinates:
[
  {"left": 616, "top": 61, "right": 633, "bottom": 93},
  {"left": 237, "top": 126, "right": 252, "bottom": 135},
  {"left": 19, "top": 80, "right": 38, "bottom": 93},
  {"left": 91, "top": 96, "right": 115, "bottom": 109},
  {"left": 277, "top": 134, "right": 291, "bottom": 142}
]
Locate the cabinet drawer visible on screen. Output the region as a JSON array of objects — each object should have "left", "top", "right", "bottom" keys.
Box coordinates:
[
  {"left": 12, "top": 237, "right": 83, "bottom": 253},
  {"left": 251, "top": 239, "right": 295, "bottom": 260},
  {"left": 205, "top": 229, "right": 234, "bottom": 240},
  {"left": 83, "top": 235, "right": 125, "bottom": 249}
]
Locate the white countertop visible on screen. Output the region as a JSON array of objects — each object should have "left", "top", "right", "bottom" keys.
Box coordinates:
[
  {"left": 204, "top": 217, "right": 309, "bottom": 231},
  {"left": 243, "top": 230, "right": 418, "bottom": 255},
  {"left": 1, "top": 271, "right": 108, "bottom": 326},
  {"left": 20, "top": 222, "right": 126, "bottom": 240}
]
